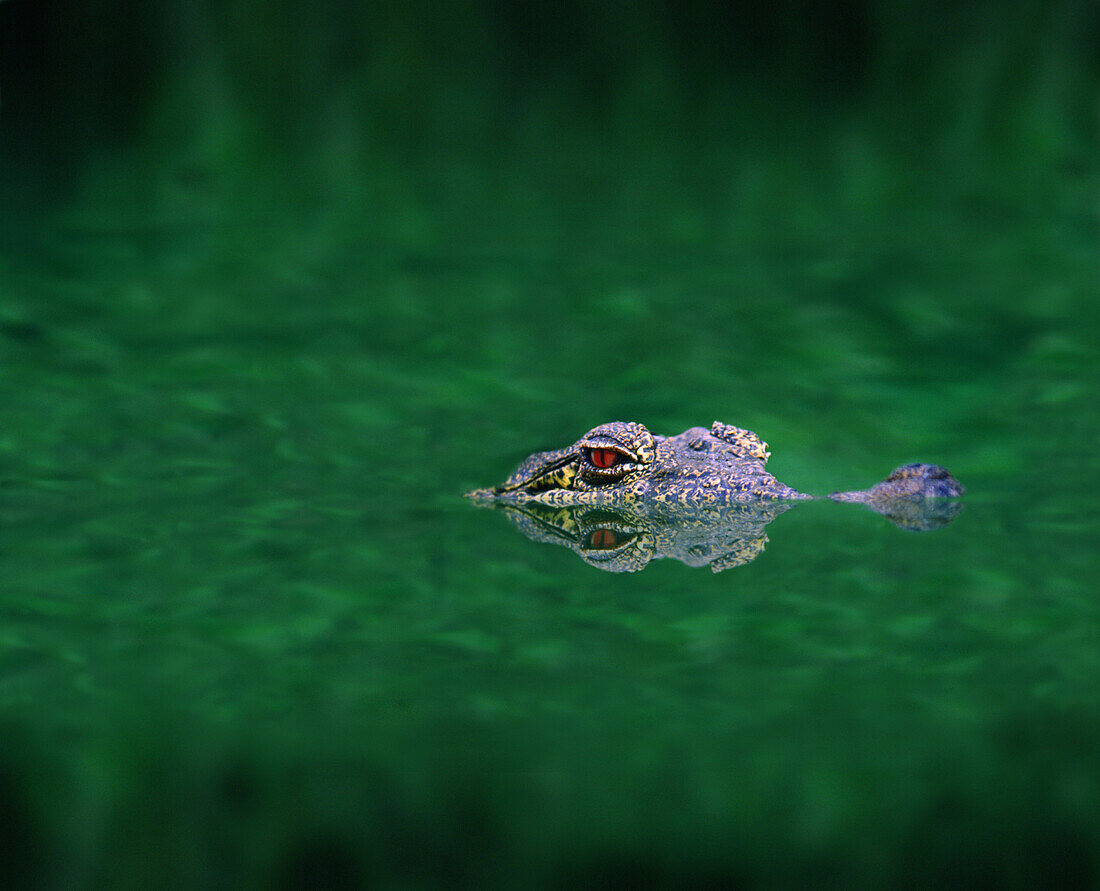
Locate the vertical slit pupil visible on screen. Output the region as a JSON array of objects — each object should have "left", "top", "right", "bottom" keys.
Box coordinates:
[
  {"left": 589, "top": 529, "right": 619, "bottom": 549},
  {"left": 591, "top": 449, "right": 621, "bottom": 469}
]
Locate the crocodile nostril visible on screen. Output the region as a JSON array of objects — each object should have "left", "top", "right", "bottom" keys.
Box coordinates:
[{"left": 688, "top": 438, "right": 709, "bottom": 451}]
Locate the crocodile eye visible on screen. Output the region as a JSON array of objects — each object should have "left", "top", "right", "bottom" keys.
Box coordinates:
[
  {"left": 586, "top": 529, "right": 620, "bottom": 549},
  {"left": 588, "top": 448, "right": 623, "bottom": 469}
]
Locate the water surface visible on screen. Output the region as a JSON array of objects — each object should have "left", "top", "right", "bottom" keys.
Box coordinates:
[{"left": 0, "top": 185, "right": 1097, "bottom": 885}]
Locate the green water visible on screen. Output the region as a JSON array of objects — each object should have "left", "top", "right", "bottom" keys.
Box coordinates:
[
  {"left": 2, "top": 1, "right": 1098, "bottom": 886},
  {"left": 2, "top": 188, "right": 1096, "bottom": 885}
]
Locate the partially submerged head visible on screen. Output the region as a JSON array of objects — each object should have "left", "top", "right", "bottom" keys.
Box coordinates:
[
  {"left": 466, "top": 421, "right": 658, "bottom": 504},
  {"left": 464, "top": 420, "right": 787, "bottom": 506}
]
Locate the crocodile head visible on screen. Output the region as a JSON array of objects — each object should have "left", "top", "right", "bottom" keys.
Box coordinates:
[{"left": 465, "top": 420, "right": 809, "bottom": 506}]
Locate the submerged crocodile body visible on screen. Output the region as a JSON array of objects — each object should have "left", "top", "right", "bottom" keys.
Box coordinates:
[{"left": 466, "top": 421, "right": 964, "bottom": 571}]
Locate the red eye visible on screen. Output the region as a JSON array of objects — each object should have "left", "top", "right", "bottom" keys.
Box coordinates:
[
  {"left": 589, "top": 448, "right": 622, "bottom": 469},
  {"left": 588, "top": 529, "right": 620, "bottom": 549}
]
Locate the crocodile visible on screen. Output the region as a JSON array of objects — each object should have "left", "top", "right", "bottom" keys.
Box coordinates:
[{"left": 466, "top": 421, "right": 964, "bottom": 571}]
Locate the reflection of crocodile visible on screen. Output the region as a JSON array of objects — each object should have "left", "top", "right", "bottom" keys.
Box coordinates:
[{"left": 466, "top": 421, "right": 964, "bottom": 571}]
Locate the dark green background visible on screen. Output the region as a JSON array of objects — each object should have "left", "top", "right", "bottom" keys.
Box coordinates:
[{"left": 1, "top": 1, "right": 1097, "bottom": 886}]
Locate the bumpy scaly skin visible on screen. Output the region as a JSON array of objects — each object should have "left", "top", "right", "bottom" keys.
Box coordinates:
[
  {"left": 468, "top": 421, "right": 965, "bottom": 569},
  {"left": 829, "top": 463, "right": 965, "bottom": 501},
  {"left": 466, "top": 420, "right": 963, "bottom": 508}
]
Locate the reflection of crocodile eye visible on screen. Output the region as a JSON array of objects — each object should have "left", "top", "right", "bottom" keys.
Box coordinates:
[
  {"left": 589, "top": 448, "right": 622, "bottom": 469},
  {"left": 587, "top": 529, "right": 619, "bottom": 549}
]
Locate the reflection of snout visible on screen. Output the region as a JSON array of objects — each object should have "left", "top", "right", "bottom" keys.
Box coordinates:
[
  {"left": 831, "top": 493, "right": 966, "bottom": 532},
  {"left": 872, "top": 497, "right": 966, "bottom": 532}
]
